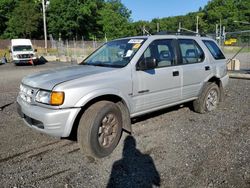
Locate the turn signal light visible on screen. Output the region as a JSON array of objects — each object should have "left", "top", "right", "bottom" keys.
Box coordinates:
[{"left": 50, "top": 92, "right": 64, "bottom": 105}]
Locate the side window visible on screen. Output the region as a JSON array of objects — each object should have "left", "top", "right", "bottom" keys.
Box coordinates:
[
  {"left": 143, "top": 47, "right": 151, "bottom": 58},
  {"left": 141, "top": 39, "right": 176, "bottom": 68},
  {"left": 179, "top": 39, "right": 204, "bottom": 64},
  {"left": 203, "top": 40, "right": 225, "bottom": 60}
]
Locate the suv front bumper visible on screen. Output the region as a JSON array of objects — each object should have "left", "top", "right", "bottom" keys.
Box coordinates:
[{"left": 17, "top": 96, "right": 81, "bottom": 137}]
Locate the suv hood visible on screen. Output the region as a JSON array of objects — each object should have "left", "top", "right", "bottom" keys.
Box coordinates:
[{"left": 22, "top": 65, "right": 116, "bottom": 90}]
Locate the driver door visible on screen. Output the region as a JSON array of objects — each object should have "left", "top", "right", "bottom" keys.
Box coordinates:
[{"left": 132, "top": 39, "right": 182, "bottom": 114}]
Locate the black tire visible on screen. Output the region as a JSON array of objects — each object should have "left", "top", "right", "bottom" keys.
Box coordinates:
[
  {"left": 193, "top": 82, "right": 220, "bottom": 114},
  {"left": 77, "top": 101, "right": 123, "bottom": 158}
]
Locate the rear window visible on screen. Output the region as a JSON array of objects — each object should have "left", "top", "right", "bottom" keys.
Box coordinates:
[
  {"left": 202, "top": 40, "right": 225, "bottom": 60},
  {"left": 179, "top": 39, "right": 205, "bottom": 64}
]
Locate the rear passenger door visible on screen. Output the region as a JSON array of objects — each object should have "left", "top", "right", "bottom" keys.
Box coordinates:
[
  {"left": 178, "top": 39, "right": 212, "bottom": 100},
  {"left": 202, "top": 39, "right": 227, "bottom": 77}
]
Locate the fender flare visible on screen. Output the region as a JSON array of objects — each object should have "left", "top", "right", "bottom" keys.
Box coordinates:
[{"left": 74, "top": 88, "right": 132, "bottom": 133}]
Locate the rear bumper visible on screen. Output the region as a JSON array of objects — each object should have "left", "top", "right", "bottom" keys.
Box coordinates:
[
  {"left": 17, "top": 96, "right": 81, "bottom": 137},
  {"left": 221, "top": 74, "right": 229, "bottom": 88}
]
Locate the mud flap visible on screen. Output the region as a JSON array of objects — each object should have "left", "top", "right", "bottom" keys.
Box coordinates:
[{"left": 116, "top": 101, "right": 132, "bottom": 134}]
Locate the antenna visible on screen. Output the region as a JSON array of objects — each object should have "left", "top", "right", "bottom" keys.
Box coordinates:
[
  {"left": 142, "top": 25, "right": 151, "bottom": 36},
  {"left": 157, "top": 23, "right": 160, "bottom": 33}
]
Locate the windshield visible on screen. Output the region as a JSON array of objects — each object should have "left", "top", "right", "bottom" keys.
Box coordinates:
[
  {"left": 82, "top": 38, "right": 145, "bottom": 68},
  {"left": 13, "top": 45, "right": 33, "bottom": 52}
]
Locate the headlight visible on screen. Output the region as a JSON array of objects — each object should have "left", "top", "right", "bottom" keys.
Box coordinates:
[
  {"left": 35, "top": 90, "right": 64, "bottom": 105},
  {"left": 35, "top": 90, "right": 51, "bottom": 104}
]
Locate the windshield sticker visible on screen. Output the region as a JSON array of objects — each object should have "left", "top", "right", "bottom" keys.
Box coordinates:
[
  {"left": 128, "top": 39, "right": 144, "bottom": 44},
  {"left": 125, "top": 50, "right": 133, "bottom": 57},
  {"left": 133, "top": 43, "right": 141, "bottom": 49}
]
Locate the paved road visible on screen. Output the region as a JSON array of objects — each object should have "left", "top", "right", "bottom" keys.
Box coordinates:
[{"left": 0, "top": 62, "right": 249, "bottom": 188}]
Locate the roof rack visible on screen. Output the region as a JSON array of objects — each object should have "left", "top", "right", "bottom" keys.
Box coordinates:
[{"left": 154, "top": 31, "right": 207, "bottom": 37}]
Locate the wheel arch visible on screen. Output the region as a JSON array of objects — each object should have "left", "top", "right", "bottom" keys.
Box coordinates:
[
  {"left": 203, "top": 76, "right": 224, "bottom": 102},
  {"left": 69, "top": 93, "right": 132, "bottom": 140}
]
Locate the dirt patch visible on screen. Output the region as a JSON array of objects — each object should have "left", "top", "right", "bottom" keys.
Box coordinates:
[{"left": 0, "top": 63, "right": 249, "bottom": 187}]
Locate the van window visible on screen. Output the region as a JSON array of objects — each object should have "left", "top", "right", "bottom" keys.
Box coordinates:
[
  {"left": 178, "top": 39, "right": 204, "bottom": 64},
  {"left": 13, "top": 45, "right": 33, "bottom": 52},
  {"left": 202, "top": 40, "right": 225, "bottom": 60}
]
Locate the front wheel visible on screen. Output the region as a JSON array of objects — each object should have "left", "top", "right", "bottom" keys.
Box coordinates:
[
  {"left": 77, "top": 101, "right": 122, "bottom": 158},
  {"left": 193, "top": 82, "right": 220, "bottom": 114}
]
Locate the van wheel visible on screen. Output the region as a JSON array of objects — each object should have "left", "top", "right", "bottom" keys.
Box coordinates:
[
  {"left": 77, "top": 101, "right": 122, "bottom": 158},
  {"left": 193, "top": 82, "right": 220, "bottom": 114}
]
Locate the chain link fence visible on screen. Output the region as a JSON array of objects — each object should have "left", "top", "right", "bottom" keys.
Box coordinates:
[
  {"left": 0, "top": 39, "right": 105, "bottom": 63},
  {"left": 221, "top": 32, "right": 250, "bottom": 71},
  {"left": 44, "top": 38, "right": 104, "bottom": 63},
  {"left": 1, "top": 34, "right": 249, "bottom": 68}
]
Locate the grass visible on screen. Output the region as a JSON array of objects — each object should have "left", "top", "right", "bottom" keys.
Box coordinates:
[
  {"left": 36, "top": 47, "right": 58, "bottom": 55},
  {"left": 222, "top": 46, "right": 250, "bottom": 53},
  {"left": 0, "top": 49, "right": 10, "bottom": 60}
]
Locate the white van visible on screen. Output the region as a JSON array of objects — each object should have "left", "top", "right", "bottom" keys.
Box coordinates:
[{"left": 10, "top": 39, "right": 37, "bottom": 64}]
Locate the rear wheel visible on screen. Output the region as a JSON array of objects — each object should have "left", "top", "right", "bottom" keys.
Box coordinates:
[
  {"left": 193, "top": 82, "right": 220, "bottom": 113},
  {"left": 77, "top": 101, "right": 122, "bottom": 158}
]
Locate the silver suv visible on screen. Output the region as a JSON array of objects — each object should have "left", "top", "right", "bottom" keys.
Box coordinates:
[{"left": 17, "top": 34, "right": 229, "bottom": 158}]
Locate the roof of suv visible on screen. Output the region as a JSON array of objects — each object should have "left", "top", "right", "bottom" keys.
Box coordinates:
[{"left": 120, "top": 33, "right": 213, "bottom": 41}]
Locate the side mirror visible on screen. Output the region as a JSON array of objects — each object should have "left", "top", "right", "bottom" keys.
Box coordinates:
[
  {"left": 34, "top": 49, "right": 37, "bottom": 52},
  {"left": 137, "top": 57, "right": 157, "bottom": 71}
]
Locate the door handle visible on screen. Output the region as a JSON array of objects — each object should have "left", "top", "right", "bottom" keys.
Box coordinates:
[
  {"left": 205, "top": 66, "right": 210, "bottom": 71},
  {"left": 138, "top": 90, "right": 149, "bottom": 94},
  {"left": 173, "top": 71, "right": 179, "bottom": 76}
]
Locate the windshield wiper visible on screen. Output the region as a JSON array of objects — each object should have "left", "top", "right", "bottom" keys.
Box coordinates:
[
  {"left": 80, "top": 62, "right": 123, "bottom": 68},
  {"left": 92, "top": 63, "right": 108, "bottom": 67},
  {"left": 80, "top": 62, "right": 91, "bottom": 65},
  {"left": 93, "top": 63, "right": 125, "bottom": 68}
]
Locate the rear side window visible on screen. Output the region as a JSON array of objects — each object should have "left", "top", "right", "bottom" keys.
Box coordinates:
[
  {"left": 178, "top": 39, "right": 205, "bottom": 64},
  {"left": 203, "top": 40, "right": 225, "bottom": 60}
]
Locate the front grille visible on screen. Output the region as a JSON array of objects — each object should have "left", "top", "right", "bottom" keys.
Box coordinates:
[
  {"left": 18, "top": 54, "right": 33, "bottom": 58},
  {"left": 19, "top": 84, "right": 36, "bottom": 104}
]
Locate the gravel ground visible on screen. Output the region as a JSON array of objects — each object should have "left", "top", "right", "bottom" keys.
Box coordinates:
[{"left": 0, "top": 62, "right": 249, "bottom": 188}]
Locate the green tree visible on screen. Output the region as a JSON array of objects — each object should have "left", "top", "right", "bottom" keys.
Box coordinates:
[
  {"left": 4, "top": 0, "right": 41, "bottom": 38},
  {"left": 76, "top": 0, "right": 105, "bottom": 39},
  {"left": 202, "top": 0, "right": 250, "bottom": 33},
  {"left": 131, "top": 0, "right": 250, "bottom": 36},
  {"left": 47, "top": 0, "right": 79, "bottom": 39},
  {"left": 1, "top": 0, "right": 250, "bottom": 40},
  {"left": 47, "top": 0, "right": 105, "bottom": 40},
  {"left": 0, "top": 0, "right": 17, "bottom": 38},
  {"left": 98, "top": 0, "right": 132, "bottom": 40}
]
